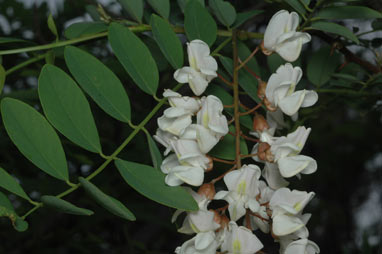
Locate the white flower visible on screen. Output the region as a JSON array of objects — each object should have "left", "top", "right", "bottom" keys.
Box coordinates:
[
  {"left": 221, "top": 221, "right": 264, "bottom": 254},
  {"left": 164, "top": 89, "right": 201, "bottom": 112},
  {"left": 174, "top": 40, "right": 218, "bottom": 95},
  {"left": 175, "top": 232, "right": 219, "bottom": 254},
  {"left": 180, "top": 124, "right": 220, "bottom": 154},
  {"left": 270, "top": 188, "right": 315, "bottom": 216},
  {"left": 269, "top": 188, "right": 314, "bottom": 237},
  {"left": 157, "top": 90, "right": 201, "bottom": 136},
  {"left": 265, "top": 63, "right": 318, "bottom": 116},
  {"left": 197, "top": 95, "right": 229, "bottom": 136},
  {"left": 267, "top": 109, "right": 288, "bottom": 130},
  {"left": 250, "top": 180, "right": 274, "bottom": 233},
  {"left": 263, "top": 10, "right": 311, "bottom": 62},
  {"left": 270, "top": 126, "right": 317, "bottom": 178},
  {"left": 174, "top": 189, "right": 220, "bottom": 234},
  {"left": 284, "top": 238, "right": 320, "bottom": 254},
  {"left": 262, "top": 162, "right": 289, "bottom": 190},
  {"left": 157, "top": 114, "right": 191, "bottom": 136},
  {"left": 153, "top": 129, "right": 176, "bottom": 156},
  {"left": 214, "top": 165, "right": 262, "bottom": 221},
  {"left": 161, "top": 154, "right": 204, "bottom": 186},
  {"left": 170, "top": 139, "right": 210, "bottom": 168}
]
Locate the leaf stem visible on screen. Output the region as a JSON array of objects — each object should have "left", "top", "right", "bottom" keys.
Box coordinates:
[
  {"left": 21, "top": 83, "right": 183, "bottom": 219},
  {"left": 18, "top": 33, "right": 233, "bottom": 220},
  {"left": 0, "top": 25, "right": 262, "bottom": 56},
  {"left": 5, "top": 53, "right": 47, "bottom": 75},
  {"left": 236, "top": 46, "right": 259, "bottom": 71}
]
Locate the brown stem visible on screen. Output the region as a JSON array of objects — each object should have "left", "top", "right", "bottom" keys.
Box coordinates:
[
  {"left": 242, "top": 63, "right": 262, "bottom": 80},
  {"left": 240, "top": 133, "right": 260, "bottom": 143},
  {"left": 249, "top": 211, "right": 270, "bottom": 222},
  {"left": 240, "top": 102, "right": 251, "bottom": 110},
  {"left": 218, "top": 73, "right": 233, "bottom": 87},
  {"left": 211, "top": 157, "right": 236, "bottom": 165},
  {"left": 239, "top": 103, "right": 262, "bottom": 116},
  {"left": 211, "top": 165, "right": 237, "bottom": 184},
  {"left": 245, "top": 211, "right": 252, "bottom": 230},
  {"left": 311, "top": 30, "right": 381, "bottom": 74},
  {"left": 228, "top": 118, "right": 235, "bottom": 125},
  {"left": 224, "top": 104, "right": 235, "bottom": 108},
  {"left": 232, "top": 31, "right": 242, "bottom": 169},
  {"left": 236, "top": 46, "right": 260, "bottom": 70},
  {"left": 240, "top": 153, "right": 258, "bottom": 159}
]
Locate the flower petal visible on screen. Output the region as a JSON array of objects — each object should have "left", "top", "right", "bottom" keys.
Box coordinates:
[
  {"left": 278, "top": 155, "right": 317, "bottom": 178},
  {"left": 272, "top": 214, "right": 305, "bottom": 236}
]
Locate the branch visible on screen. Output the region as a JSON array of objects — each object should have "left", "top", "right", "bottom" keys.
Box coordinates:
[
  {"left": 0, "top": 25, "right": 263, "bottom": 56},
  {"left": 310, "top": 30, "right": 381, "bottom": 74}
]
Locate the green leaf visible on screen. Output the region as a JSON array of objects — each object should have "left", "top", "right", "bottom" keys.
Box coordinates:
[
  {"left": 1, "top": 98, "right": 68, "bottom": 181},
  {"left": 41, "top": 195, "right": 94, "bottom": 216},
  {"left": 47, "top": 14, "right": 58, "bottom": 39},
  {"left": 115, "top": 160, "right": 198, "bottom": 211},
  {"left": 78, "top": 177, "right": 136, "bottom": 221},
  {"left": 307, "top": 46, "right": 341, "bottom": 87},
  {"left": 233, "top": 10, "right": 263, "bottom": 28},
  {"left": 0, "top": 191, "right": 29, "bottom": 232},
  {"left": 177, "top": 0, "right": 205, "bottom": 12},
  {"left": 184, "top": 0, "right": 217, "bottom": 46},
  {"left": 310, "top": 21, "right": 359, "bottom": 44},
  {"left": 146, "top": 134, "right": 163, "bottom": 170},
  {"left": 284, "top": 0, "right": 306, "bottom": 17},
  {"left": 0, "top": 37, "right": 30, "bottom": 45},
  {"left": 209, "top": 126, "right": 248, "bottom": 160},
  {"left": 209, "top": 0, "right": 236, "bottom": 27},
  {"left": 267, "top": 53, "right": 286, "bottom": 73},
  {"left": 64, "top": 46, "right": 132, "bottom": 122},
  {"left": 147, "top": 0, "right": 170, "bottom": 19},
  {"left": 118, "top": 0, "right": 144, "bottom": 23},
  {"left": 316, "top": 6, "right": 382, "bottom": 19},
  {"left": 143, "top": 36, "right": 170, "bottom": 72},
  {"left": 0, "top": 64, "right": 5, "bottom": 95},
  {"left": 0, "top": 167, "right": 30, "bottom": 201},
  {"left": 219, "top": 56, "right": 262, "bottom": 104},
  {"left": 45, "top": 50, "right": 55, "bottom": 65},
  {"left": 108, "top": 23, "right": 159, "bottom": 95},
  {"left": 205, "top": 84, "right": 252, "bottom": 130},
  {"left": 150, "top": 14, "right": 184, "bottom": 69},
  {"left": 85, "top": 5, "right": 101, "bottom": 21},
  {"left": 64, "top": 22, "right": 108, "bottom": 39},
  {"left": 38, "top": 64, "right": 102, "bottom": 153}
]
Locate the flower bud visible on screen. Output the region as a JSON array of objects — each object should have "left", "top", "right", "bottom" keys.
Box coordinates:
[
  {"left": 257, "top": 142, "right": 271, "bottom": 161},
  {"left": 219, "top": 215, "right": 230, "bottom": 230},
  {"left": 197, "top": 183, "right": 216, "bottom": 200},
  {"left": 257, "top": 80, "right": 267, "bottom": 100},
  {"left": 210, "top": 209, "right": 222, "bottom": 225},
  {"left": 253, "top": 113, "right": 269, "bottom": 132}
]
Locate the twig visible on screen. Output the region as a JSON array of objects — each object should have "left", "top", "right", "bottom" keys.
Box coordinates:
[
  {"left": 236, "top": 46, "right": 260, "bottom": 70},
  {"left": 239, "top": 104, "right": 262, "bottom": 116}
]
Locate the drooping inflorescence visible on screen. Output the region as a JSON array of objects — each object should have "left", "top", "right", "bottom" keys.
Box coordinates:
[{"left": 154, "top": 10, "right": 319, "bottom": 254}]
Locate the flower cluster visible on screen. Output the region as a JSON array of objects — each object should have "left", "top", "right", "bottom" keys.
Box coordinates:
[
  {"left": 155, "top": 10, "right": 320, "bottom": 254},
  {"left": 155, "top": 40, "right": 228, "bottom": 187}
]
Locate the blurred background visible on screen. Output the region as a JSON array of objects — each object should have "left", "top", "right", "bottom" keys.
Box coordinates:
[{"left": 0, "top": 0, "right": 381, "bottom": 253}]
